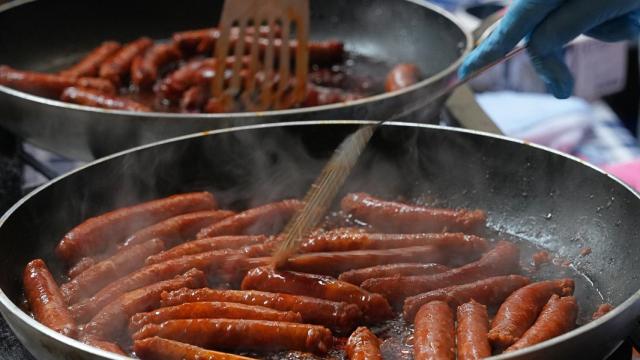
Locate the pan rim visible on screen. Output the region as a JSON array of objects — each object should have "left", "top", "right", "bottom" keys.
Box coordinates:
[
  {"left": 0, "top": 120, "right": 638, "bottom": 359},
  {"left": 0, "top": 0, "right": 473, "bottom": 118}
]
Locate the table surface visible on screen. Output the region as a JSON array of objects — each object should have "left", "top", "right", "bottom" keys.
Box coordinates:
[{"left": 0, "top": 316, "right": 34, "bottom": 360}]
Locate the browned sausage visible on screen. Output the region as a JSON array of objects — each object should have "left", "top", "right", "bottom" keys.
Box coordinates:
[
  {"left": 488, "top": 279, "right": 575, "bottom": 349},
  {"left": 309, "top": 68, "right": 347, "bottom": 88},
  {"left": 60, "top": 87, "right": 151, "bottom": 112},
  {"left": 23, "top": 259, "right": 77, "bottom": 338},
  {"left": 132, "top": 318, "right": 333, "bottom": 354},
  {"left": 69, "top": 249, "right": 239, "bottom": 322},
  {"left": 361, "top": 241, "right": 520, "bottom": 303},
  {"left": 81, "top": 268, "right": 206, "bottom": 340},
  {"left": 59, "top": 41, "right": 121, "bottom": 78},
  {"left": 67, "top": 256, "right": 96, "bottom": 279},
  {"left": 82, "top": 336, "right": 127, "bottom": 355},
  {"left": 196, "top": 199, "right": 302, "bottom": 238},
  {"left": 146, "top": 235, "right": 268, "bottom": 265},
  {"left": 0, "top": 66, "right": 115, "bottom": 98},
  {"left": 505, "top": 295, "right": 578, "bottom": 352},
  {"left": 384, "top": 64, "right": 421, "bottom": 92},
  {"left": 302, "top": 84, "right": 363, "bottom": 107},
  {"left": 179, "top": 85, "right": 208, "bottom": 112},
  {"left": 592, "top": 303, "right": 613, "bottom": 320},
  {"left": 241, "top": 266, "right": 392, "bottom": 323},
  {"left": 55, "top": 191, "right": 216, "bottom": 263},
  {"left": 160, "top": 288, "right": 362, "bottom": 333},
  {"left": 131, "top": 42, "right": 182, "bottom": 88},
  {"left": 341, "top": 193, "right": 486, "bottom": 234},
  {"left": 413, "top": 301, "right": 455, "bottom": 360},
  {"left": 98, "top": 37, "right": 152, "bottom": 85},
  {"left": 456, "top": 300, "right": 491, "bottom": 360},
  {"left": 172, "top": 26, "right": 278, "bottom": 55},
  {"left": 134, "top": 337, "right": 256, "bottom": 360},
  {"left": 246, "top": 38, "right": 344, "bottom": 65},
  {"left": 338, "top": 263, "right": 449, "bottom": 286},
  {"left": 346, "top": 327, "right": 382, "bottom": 360},
  {"left": 403, "top": 275, "right": 531, "bottom": 321},
  {"left": 60, "top": 239, "right": 165, "bottom": 304},
  {"left": 123, "top": 209, "right": 235, "bottom": 248},
  {"left": 129, "top": 301, "right": 302, "bottom": 334}
]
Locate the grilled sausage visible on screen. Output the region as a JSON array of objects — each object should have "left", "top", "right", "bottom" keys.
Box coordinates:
[
  {"left": 55, "top": 191, "right": 216, "bottom": 263},
  {"left": 241, "top": 266, "right": 392, "bottom": 323},
  {"left": 23, "top": 259, "right": 77, "bottom": 338},
  {"left": 61, "top": 87, "right": 151, "bottom": 111},
  {"left": 134, "top": 337, "right": 256, "bottom": 360},
  {"left": 145, "top": 235, "right": 267, "bottom": 265},
  {"left": 61, "top": 238, "right": 165, "bottom": 304},
  {"left": 362, "top": 241, "right": 520, "bottom": 303},
  {"left": 456, "top": 300, "right": 491, "bottom": 360},
  {"left": 196, "top": 199, "right": 302, "bottom": 238},
  {"left": 81, "top": 268, "right": 206, "bottom": 340},
  {"left": 129, "top": 301, "right": 302, "bottom": 333},
  {"left": 403, "top": 275, "right": 531, "bottom": 321},
  {"left": 67, "top": 256, "right": 96, "bottom": 279},
  {"left": 123, "top": 209, "right": 234, "bottom": 248},
  {"left": 0, "top": 66, "right": 115, "bottom": 98},
  {"left": 488, "top": 278, "right": 575, "bottom": 349},
  {"left": 179, "top": 85, "right": 209, "bottom": 112},
  {"left": 132, "top": 318, "right": 333, "bottom": 355},
  {"left": 592, "top": 303, "right": 613, "bottom": 320},
  {"left": 82, "top": 336, "right": 127, "bottom": 355},
  {"left": 303, "top": 84, "right": 363, "bottom": 107},
  {"left": 384, "top": 63, "right": 421, "bottom": 92},
  {"left": 99, "top": 37, "right": 152, "bottom": 85},
  {"left": 131, "top": 43, "right": 182, "bottom": 88},
  {"left": 346, "top": 327, "right": 382, "bottom": 360},
  {"left": 59, "top": 41, "right": 121, "bottom": 78},
  {"left": 413, "top": 301, "right": 455, "bottom": 360},
  {"left": 505, "top": 295, "right": 578, "bottom": 352},
  {"left": 172, "top": 26, "right": 277, "bottom": 55},
  {"left": 341, "top": 193, "right": 486, "bottom": 234},
  {"left": 160, "top": 288, "right": 362, "bottom": 333},
  {"left": 338, "top": 263, "right": 449, "bottom": 286}
]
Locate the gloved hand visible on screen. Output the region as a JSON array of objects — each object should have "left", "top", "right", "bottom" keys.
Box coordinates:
[{"left": 458, "top": 0, "right": 640, "bottom": 99}]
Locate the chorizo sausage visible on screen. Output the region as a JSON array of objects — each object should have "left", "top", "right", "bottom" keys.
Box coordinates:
[
  {"left": 456, "top": 300, "right": 491, "bottom": 360},
  {"left": 132, "top": 318, "right": 333, "bottom": 355},
  {"left": 362, "top": 241, "right": 520, "bottom": 303},
  {"left": 338, "top": 263, "right": 449, "bottom": 286},
  {"left": 81, "top": 268, "right": 206, "bottom": 340},
  {"left": 134, "top": 337, "right": 256, "bottom": 360},
  {"left": 346, "top": 327, "right": 382, "bottom": 360},
  {"left": 99, "top": 37, "right": 152, "bottom": 85},
  {"left": 59, "top": 41, "right": 121, "bottom": 78},
  {"left": 341, "top": 193, "right": 486, "bottom": 234},
  {"left": 23, "top": 259, "right": 77, "bottom": 338},
  {"left": 55, "top": 191, "right": 216, "bottom": 263},
  {"left": 0, "top": 66, "right": 115, "bottom": 98},
  {"left": 82, "top": 336, "right": 127, "bottom": 355},
  {"left": 160, "top": 288, "right": 362, "bottom": 333},
  {"left": 384, "top": 64, "right": 421, "bottom": 92},
  {"left": 179, "top": 85, "right": 208, "bottom": 113},
  {"left": 413, "top": 301, "right": 455, "bottom": 360},
  {"left": 488, "top": 278, "right": 575, "bottom": 349},
  {"left": 145, "top": 235, "right": 267, "bottom": 265},
  {"left": 196, "top": 199, "right": 302, "bottom": 238},
  {"left": 60, "top": 87, "right": 151, "bottom": 112},
  {"left": 67, "top": 256, "right": 96, "bottom": 279},
  {"left": 505, "top": 295, "right": 578, "bottom": 352},
  {"left": 131, "top": 42, "right": 182, "bottom": 88},
  {"left": 241, "top": 266, "right": 392, "bottom": 323},
  {"left": 172, "top": 26, "right": 278, "bottom": 55}
]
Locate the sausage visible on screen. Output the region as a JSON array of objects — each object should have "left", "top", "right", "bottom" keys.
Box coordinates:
[
  {"left": 196, "top": 199, "right": 302, "bottom": 238},
  {"left": 338, "top": 263, "right": 449, "bottom": 286},
  {"left": 247, "top": 38, "right": 344, "bottom": 65},
  {"left": 592, "top": 303, "right": 613, "bottom": 320},
  {"left": 123, "top": 209, "right": 235, "bottom": 248},
  {"left": 60, "top": 86, "right": 151, "bottom": 111},
  {"left": 346, "top": 327, "right": 382, "bottom": 360},
  {"left": 413, "top": 301, "right": 455, "bottom": 360},
  {"left": 59, "top": 41, "right": 121, "bottom": 78},
  {"left": 0, "top": 65, "right": 115, "bottom": 98},
  {"left": 82, "top": 336, "right": 127, "bottom": 355},
  {"left": 179, "top": 85, "right": 208, "bottom": 112},
  {"left": 505, "top": 295, "right": 578, "bottom": 352},
  {"left": 172, "top": 26, "right": 278, "bottom": 55},
  {"left": 81, "top": 268, "right": 206, "bottom": 340},
  {"left": 361, "top": 241, "right": 520, "bottom": 303},
  {"left": 302, "top": 84, "right": 363, "bottom": 107},
  {"left": 160, "top": 288, "right": 362, "bottom": 333},
  {"left": 22, "top": 259, "right": 77, "bottom": 338},
  {"left": 134, "top": 337, "right": 256, "bottom": 360},
  {"left": 55, "top": 191, "right": 216, "bottom": 263},
  {"left": 456, "top": 300, "right": 491, "bottom": 360},
  {"left": 132, "top": 318, "right": 333, "bottom": 354},
  {"left": 98, "top": 37, "right": 152, "bottom": 85},
  {"left": 384, "top": 63, "right": 421, "bottom": 92},
  {"left": 69, "top": 249, "right": 240, "bottom": 322},
  {"left": 61, "top": 238, "right": 165, "bottom": 304},
  {"left": 131, "top": 42, "right": 182, "bottom": 88},
  {"left": 284, "top": 246, "right": 449, "bottom": 277},
  {"left": 67, "top": 256, "right": 96, "bottom": 279},
  {"left": 129, "top": 301, "right": 302, "bottom": 333},
  {"left": 241, "top": 266, "right": 392, "bottom": 323},
  {"left": 488, "top": 278, "right": 575, "bottom": 349},
  {"left": 341, "top": 193, "right": 486, "bottom": 234},
  {"left": 145, "top": 235, "right": 267, "bottom": 265},
  {"left": 309, "top": 68, "right": 347, "bottom": 88},
  {"left": 403, "top": 275, "right": 531, "bottom": 321}
]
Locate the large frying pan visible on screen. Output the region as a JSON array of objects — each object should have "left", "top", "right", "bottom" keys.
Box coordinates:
[
  {"left": 0, "top": 0, "right": 471, "bottom": 161},
  {"left": 1, "top": 121, "right": 639, "bottom": 359}
]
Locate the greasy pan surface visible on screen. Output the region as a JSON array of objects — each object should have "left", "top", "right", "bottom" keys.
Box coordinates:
[
  {"left": 0, "top": 0, "right": 471, "bottom": 160},
  {"left": 1, "top": 121, "right": 640, "bottom": 359}
]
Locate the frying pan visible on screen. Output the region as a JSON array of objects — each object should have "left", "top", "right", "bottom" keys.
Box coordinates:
[
  {"left": 0, "top": 0, "right": 471, "bottom": 161},
  {"left": 1, "top": 121, "right": 640, "bottom": 359}
]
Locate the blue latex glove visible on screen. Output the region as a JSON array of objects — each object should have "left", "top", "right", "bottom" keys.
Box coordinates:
[{"left": 458, "top": 0, "right": 640, "bottom": 99}]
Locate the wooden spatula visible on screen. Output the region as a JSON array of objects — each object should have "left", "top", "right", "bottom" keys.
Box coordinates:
[{"left": 211, "top": 0, "right": 309, "bottom": 111}]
